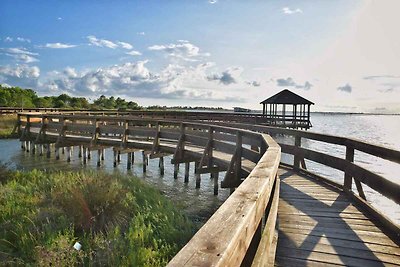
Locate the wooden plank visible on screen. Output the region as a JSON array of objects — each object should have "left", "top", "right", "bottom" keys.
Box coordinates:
[
  {"left": 279, "top": 226, "right": 400, "bottom": 249},
  {"left": 276, "top": 247, "right": 399, "bottom": 267},
  {"left": 278, "top": 238, "right": 400, "bottom": 265}
]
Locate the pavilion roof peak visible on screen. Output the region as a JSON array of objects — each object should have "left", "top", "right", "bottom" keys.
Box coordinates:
[{"left": 260, "top": 89, "right": 314, "bottom": 105}]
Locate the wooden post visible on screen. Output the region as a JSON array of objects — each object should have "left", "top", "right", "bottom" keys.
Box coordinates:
[
  {"left": 131, "top": 152, "right": 135, "bottom": 164},
  {"left": 97, "top": 149, "right": 101, "bottom": 167},
  {"left": 344, "top": 145, "right": 354, "bottom": 191},
  {"left": 46, "top": 144, "right": 51, "bottom": 158},
  {"left": 294, "top": 135, "right": 301, "bottom": 170},
  {"left": 127, "top": 152, "right": 132, "bottom": 170},
  {"left": 194, "top": 161, "right": 199, "bottom": 173},
  {"left": 55, "top": 146, "right": 60, "bottom": 160},
  {"left": 21, "top": 141, "right": 25, "bottom": 150},
  {"left": 26, "top": 140, "right": 30, "bottom": 152},
  {"left": 117, "top": 150, "right": 121, "bottom": 163},
  {"left": 174, "top": 164, "right": 179, "bottom": 179},
  {"left": 142, "top": 151, "right": 147, "bottom": 173},
  {"left": 39, "top": 144, "right": 43, "bottom": 156},
  {"left": 184, "top": 162, "right": 190, "bottom": 183},
  {"left": 213, "top": 172, "right": 219, "bottom": 195},
  {"left": 235, "top": 132, "right": 242, "bottom": 182},
  {"left": 101, "top": 149, "right": 105, "bottom": 161},
  {"left": 113, "top": 150, "right": 118, "bottom": 167},
  {"left": 67, "top": 146, "right": 71, "bottom": 162},
  {"left": 87, "top": 149, "right": 91, "bottom": 159},
  {"left": 83, "top": 147, "right": 87, "bottom": 164},
  {"left": 307, "top": 104, "right": 311, "bottom": 128},
  {"left": 159, "top": 157, "right": 165, "bottom": 175},
  {"left": 78, "top": 145, "right": 83, "bottom": 158},
  {"left": 195, "top": 173, "right": 201, "bottom": 188}
]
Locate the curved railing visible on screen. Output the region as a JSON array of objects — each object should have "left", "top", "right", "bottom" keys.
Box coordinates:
[{"left": 16, "top": 113, "right": 282, "bottom": 266}]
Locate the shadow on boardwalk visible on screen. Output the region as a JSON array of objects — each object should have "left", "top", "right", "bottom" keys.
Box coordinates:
[{"left": 275, "top": 168, "right": 400, "bottom": 266}]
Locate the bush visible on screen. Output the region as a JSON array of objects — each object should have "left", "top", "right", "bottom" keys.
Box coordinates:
[{"left": 0, "top": 168, "right": 194, "bottom": 266}]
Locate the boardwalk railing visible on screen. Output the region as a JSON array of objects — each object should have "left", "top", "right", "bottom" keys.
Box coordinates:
[
  {"left": 16, "top": 113, "right": 282, "bottom": 266},
  {"left": 6, "top": 108, "right": 312, "bottom": 129}
]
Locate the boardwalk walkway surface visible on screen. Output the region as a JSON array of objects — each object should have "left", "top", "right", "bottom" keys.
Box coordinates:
[{"left": 275, "top": 167, "right": 400, "bottom": 266}]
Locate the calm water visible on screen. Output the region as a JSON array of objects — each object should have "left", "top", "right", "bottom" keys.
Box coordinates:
[{"left": 0, "top": 113, "right": 399, "bottom": 224}]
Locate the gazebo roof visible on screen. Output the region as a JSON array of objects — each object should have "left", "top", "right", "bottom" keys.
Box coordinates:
[{"left": 260, "top": 89, "right": 314, "bottom": 105}]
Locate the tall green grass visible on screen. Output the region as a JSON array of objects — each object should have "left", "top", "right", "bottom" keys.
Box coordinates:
[
  {"left": 0, "top": 168, "right": 195, "bottom": 266},
  {"left": 0, "top": 114, "right": 18, "bottom": 138}
]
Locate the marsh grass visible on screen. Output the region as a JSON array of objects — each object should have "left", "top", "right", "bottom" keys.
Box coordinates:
[
  {"left": 0, "top": 167, "right": 194, "bottom": 266},
  {"left": 0, "top": 114, "right": 18, "bottom": 138}
]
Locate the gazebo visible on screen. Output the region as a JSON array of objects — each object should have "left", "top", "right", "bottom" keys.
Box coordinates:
[{"left": 260, "top": 89, "right": 314, "bottom": 129}]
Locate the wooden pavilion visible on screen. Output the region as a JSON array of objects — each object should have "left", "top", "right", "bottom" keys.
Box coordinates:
[{"left": 260, "top": 89, "right": 314, "bottom": 129}]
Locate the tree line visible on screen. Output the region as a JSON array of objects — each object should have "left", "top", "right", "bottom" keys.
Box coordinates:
[{"left": 0, "top": 85, "right": 140, "bottom": 110}]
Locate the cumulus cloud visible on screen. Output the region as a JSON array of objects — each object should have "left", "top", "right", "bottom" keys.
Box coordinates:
[
  {"left": 282, "top": 7, "right": 302, "bottom": 14},
  {"left": 87, "top": 35, "right": 134, "bottom": 50},
  {"left": 1, "top": 47, "right": 39, "bottom": 63},
  {"left": 57, "top": 17, "right": 62, "bottom": 20},
  {"left": 209, "top": 0, "right": 218, "bottom": 4},
  {"left": 207, "top": 67, "right": 243, "bottom": 85},
  {"left": 337, "top": 83, "right": 352, "bottom": 93},
  {"left": 44, "top": 43, "right": 77, "bottom": 49},
  {"left": 0, "top": 64, "right": 40, "bottom": 88},
  {"left": 126, "top": 50, "right": 142, "bottom": 56},
  {"left": 4, "top": 37, "right": 13, "bottom": 42},
  {"left": 148, "top": 40, "right": 209, "bottom": 61},
  {"left": 40, "top": 61, "right": 243, "bottom": 102},
  {"left": 137, "top": 32, "right": 145, "bottom": 36},
  {"left": 276, "top": 77, "right": 312, "bottom": 90}
]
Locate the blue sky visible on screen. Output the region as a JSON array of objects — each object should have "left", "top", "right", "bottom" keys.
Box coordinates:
[{"left": 1, "top": 0, "right": 399, "bottom": 112}]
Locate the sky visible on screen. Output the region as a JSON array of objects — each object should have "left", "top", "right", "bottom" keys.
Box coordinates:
[{"left": 0, "top": 0, "right": 400, "bottom": 113}]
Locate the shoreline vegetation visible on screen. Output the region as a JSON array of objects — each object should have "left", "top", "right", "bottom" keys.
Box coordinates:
[
  {"left": 0, "top": 114, "right": 18, "bottom": 139},
  {"left": 0, "top": 167, "right": 195, "bottom": 266}
]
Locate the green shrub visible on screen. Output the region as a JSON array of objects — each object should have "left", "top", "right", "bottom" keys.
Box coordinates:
[{"left": 0, "top": 168, "right": 194, "bottom": 266}]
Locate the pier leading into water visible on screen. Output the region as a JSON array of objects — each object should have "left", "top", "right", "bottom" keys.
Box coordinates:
[{"left": 13, "top": 112, "right": 400, "bottom": 266}]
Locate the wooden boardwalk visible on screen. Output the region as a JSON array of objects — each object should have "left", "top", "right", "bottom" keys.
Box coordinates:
[
  {"left": 276, "top": 167, "right": 400, "bottom": 266},
  {"left": 14, "top": 113, "right": 400, "bottom": 266}
]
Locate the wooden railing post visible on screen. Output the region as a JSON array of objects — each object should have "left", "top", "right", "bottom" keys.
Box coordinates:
[
  {"left": 344, "top": 145, "right": 354, "bottom": 191},
  {"left": 235, "top": 131, "right": 242, "bottom": 180},
  {"left": 293, "top": 135, "right": 301, "bottom": 170}
]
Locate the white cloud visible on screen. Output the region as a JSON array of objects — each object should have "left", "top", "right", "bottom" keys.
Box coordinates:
[
  {"left": 87, "top": 35, "right": 134, "bottom": 50},
  {"left": 126, "top": 50, "right": 142, "bottom": 56},
  {"left": 0, "top": 64, "right": 40, "bottom": 88},
  {"left": 209, "top": 0, "right": 218, "bottom": 4},
  {"left": 16, "top": 37, "right": 31, "bottom": 43},
  {"left": 137, "top": 32, "right": 145, "bottom": 36},
  {"left": 44, "top": 43, "right": 77, "bottom": 49},
  {"left": 87, "top": 35, "right": 118, "bottom": 49},
  {"left": 40, "top": 61, "right": 245, "bottom": 102},
  {"left": 1, "top": 47, "right": 39, "bottom": 63},
  {"left": 57, "top": 17, "right": 62, "bottom": 20},
  {"left": 4, "top": 37, "right": 13, "bottom": 42},
  {"left": 148, "top": 40, "right": 209, "bottom": 61},
  {"left": 276, "top": 77, "right": 312, "bottom": 90},
  {"left": 118, "top": 41, "right": 133, "bottom": 50},
  {"left": 282, "top": 7, "right": 302, "bottom": 15}
]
